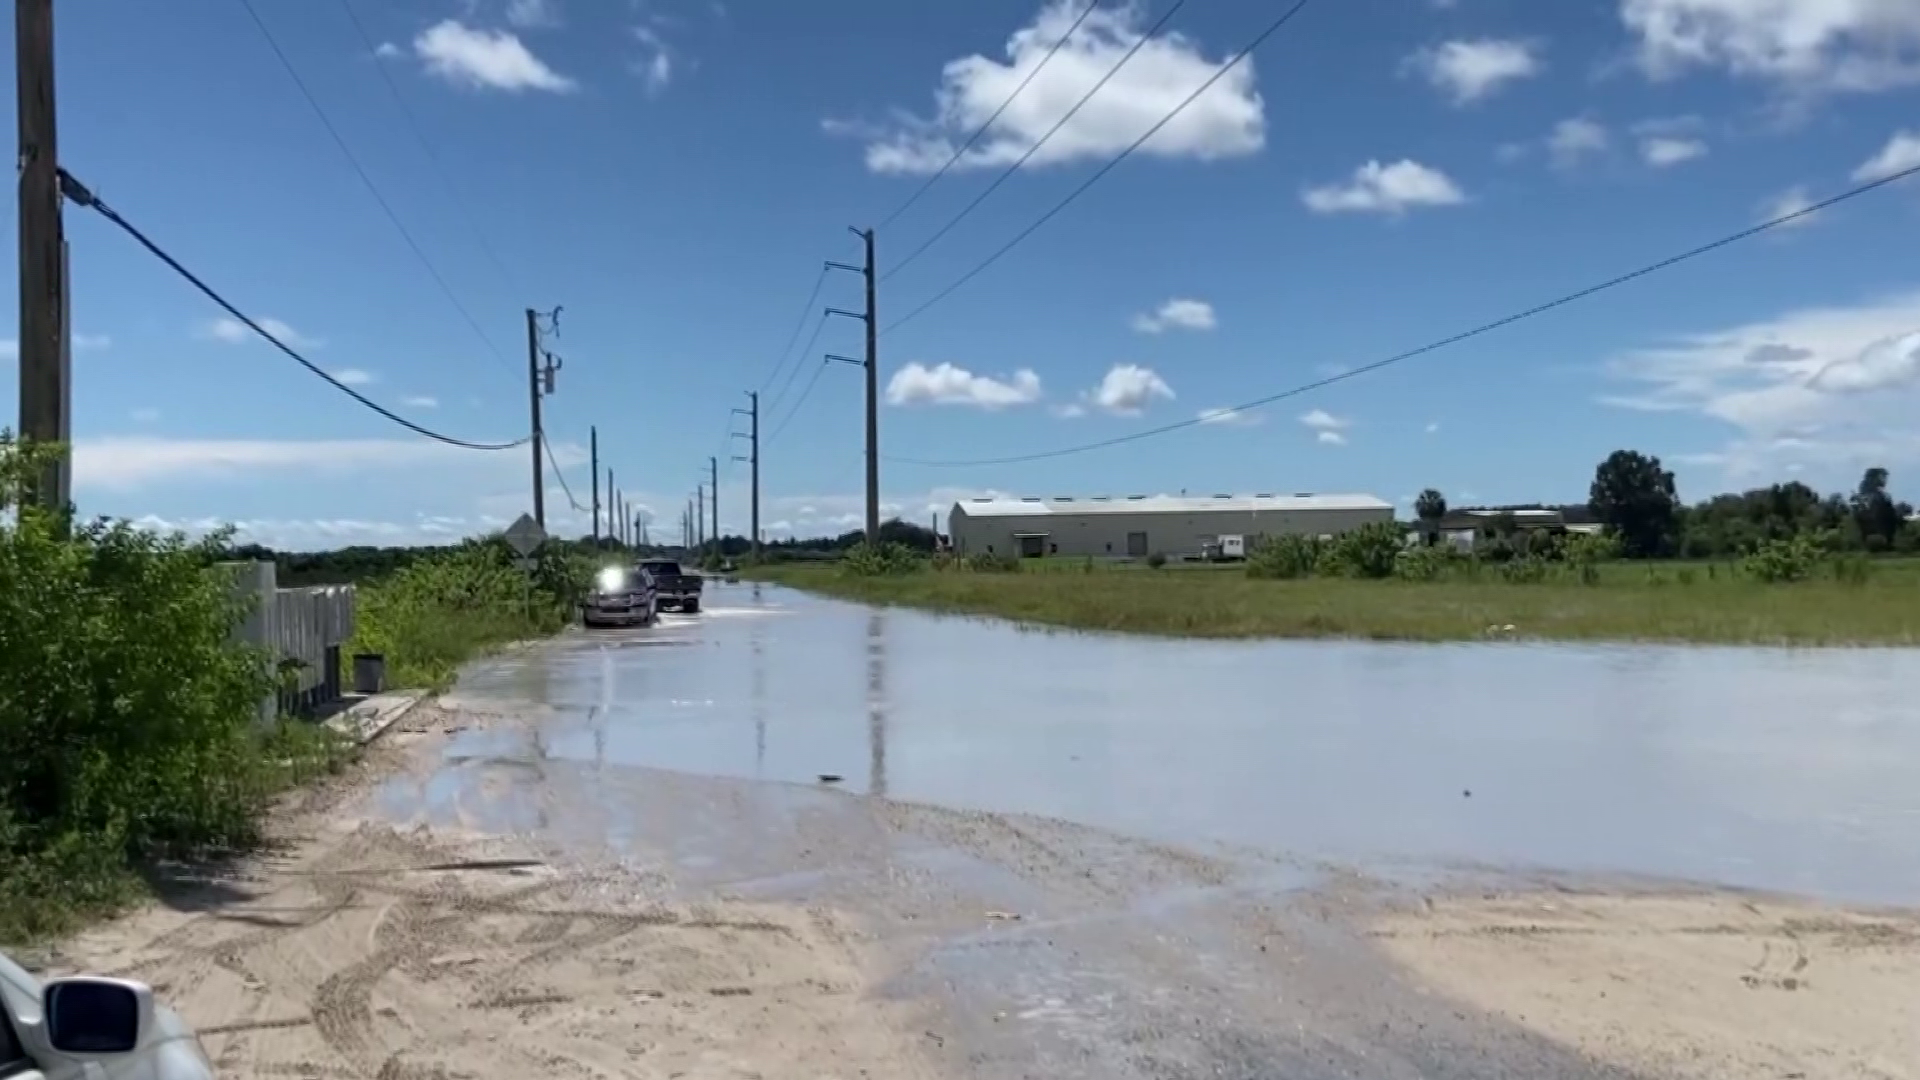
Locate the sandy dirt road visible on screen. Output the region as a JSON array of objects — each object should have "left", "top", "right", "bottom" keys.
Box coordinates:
[{"left": 38, "top": 689, "right": 1920, "bottom": 1080}]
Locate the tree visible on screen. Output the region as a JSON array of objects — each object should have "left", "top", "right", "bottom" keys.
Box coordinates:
[
  {"left": 1589, "top": 449, "right": 1679, "bottom": 558},
  {"left": 1852, "top": 467, "right": 1902, "bottom": 552},
  {"left": 1414, "top": 488, "right": 1447, "bottom": 523}
]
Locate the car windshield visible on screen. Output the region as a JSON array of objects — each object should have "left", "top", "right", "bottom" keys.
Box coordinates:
[{"left": 641, "top": 562, "right": 680, "bottom": 575}]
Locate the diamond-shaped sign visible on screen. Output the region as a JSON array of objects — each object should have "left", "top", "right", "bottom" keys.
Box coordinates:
[{"left": 503, "top": 512, "right": 547, "bottom": 558}]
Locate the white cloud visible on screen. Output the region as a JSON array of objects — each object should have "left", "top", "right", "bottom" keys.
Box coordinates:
[
  {"left": 1131, "top": 297, "right": 1216, "bottom": 333},
  {"left": 1298, "top": 408, "right": 1350, "bottom": 432},
  {"left": 1405, "top": 38, "right": 1542, "bottom": 104},
  {"left": 1759, "top": 185, "right": 1821, "bottom": 226},
  {"left": 374, "top": 41, "right": 402, "bottom": 59},
  {"left": 1853, "top": 130, "right": 1920, "bottom": 182},
  {"left": 1087, "top": 363, "right": 1173, "bottom": 415},
  {"left": 1602, "top": 288, "right": 1920, "bottom": 483},
  {"left": 402, "top": 394, "right": 440, "bottom": 409},
  {"left": 1641, "top": 134, "right": 1708, "bottom": 166},
  {"left": 205, "top": 316, "right": 319, "bottom": 349},
  {"left": 414, "top": 20, "right": 576, "bottom": 93},
  {"left": 632, "top": 25, "right": 674, "bottom": 95},
  {"left": 506, "top": 0, "right": 561, "bottom": 28},
  {"left": 885, "top": 361, "right": 1043, "bottom": 409},
  {"left": 1302, "top": 159, "right": 1465, "bottom": 215},
  {"left": 331, "top": 368, "right": 376, "bottom": 386},
  {"left": 832, "top": 0, "right": 1264, "bottom": 174},
  {"left": 1316, "top": 430, "right": 1347, "bottom": 446},
  {"left": 1621, "top": 0, "right": 1920, "bottom": 94},
  {"left": 1197, "top": 406, "right": 1259, "bottom": 426},
  {"left": 1548, "top": 117, "right": 1609, "bottom": 166},
  {"left": 1425, "top": 420, "right": 1441, "bottom": 433}
]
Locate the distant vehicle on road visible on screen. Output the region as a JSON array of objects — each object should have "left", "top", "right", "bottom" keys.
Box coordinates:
[
  {"left": 642, "top": 558, "right": 703, "bottom": 613},
  {"left": 582, "top": 564, "right": 658, "bottom": 629},
  {"left": 0, "top": 950, "right": 214, "bottom": 1080}
]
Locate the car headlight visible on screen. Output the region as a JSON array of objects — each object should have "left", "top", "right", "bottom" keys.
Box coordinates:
[{"left": 596, "top": 567, "right": 627, "bottom": 593}]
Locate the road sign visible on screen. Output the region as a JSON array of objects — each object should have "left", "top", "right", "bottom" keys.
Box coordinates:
[{"left": 503, "top": 512, "right": 546, "bottom": 558}]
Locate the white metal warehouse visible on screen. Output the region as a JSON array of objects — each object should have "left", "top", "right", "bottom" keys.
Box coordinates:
[{"left": 947, "top": 493, "right": 1396, "bottom": 559}]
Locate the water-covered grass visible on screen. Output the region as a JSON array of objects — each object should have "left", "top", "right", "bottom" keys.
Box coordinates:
[{"left": 746, "top": 560, "right": 1920, "bottom": 646}]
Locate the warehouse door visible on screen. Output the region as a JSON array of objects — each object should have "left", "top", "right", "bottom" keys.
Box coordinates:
[
  {"left": 1126, "top": 531, "right": 1148, "bottom": 557},
  {"left": 1016, "top": 533, "right": 1047, "bottom": 558}
]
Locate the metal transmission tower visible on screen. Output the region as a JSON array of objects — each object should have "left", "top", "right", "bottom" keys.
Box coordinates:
[
  {"left": 826, "top": 228, "right": 878, "bottom": 542},
  {"left": 732, "top": 392, "right": 759, "bottom": 558}
]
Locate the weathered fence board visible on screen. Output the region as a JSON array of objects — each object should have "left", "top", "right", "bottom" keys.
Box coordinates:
[{"left": 218, "top": 560, "right": 357, "bottom": 722}]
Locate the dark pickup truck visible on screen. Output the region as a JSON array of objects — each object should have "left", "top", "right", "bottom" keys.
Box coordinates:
[{"left": 642, "top": 559, "right": 703, "bottom": 613}]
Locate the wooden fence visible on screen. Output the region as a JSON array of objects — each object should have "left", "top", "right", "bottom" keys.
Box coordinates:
[{"left": 219, "top": 560, "right": 357, "bottom": 723}]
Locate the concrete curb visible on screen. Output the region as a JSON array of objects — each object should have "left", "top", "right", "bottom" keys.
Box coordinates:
[{"left": 324, "top": 689, "right": 431, "bottom": 746}]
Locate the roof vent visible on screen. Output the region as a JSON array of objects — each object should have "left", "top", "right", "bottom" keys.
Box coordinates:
[
  {"left": 1254, "top": 492, "right": 1274, "bottom": 498},
  {"left": 1055, "top": 496, "right": 1073, "bottom": 501},
  {"left": 1127, "top": 494, "right": 1147, "bottom": 500},
  {"left": 1020, "top": 496, "right": 1041, "bottom": 502},
  {"left": 1214, "top": 493, "right": 1232, "bottom": 499},
  {"left": 1293, "top": 492, "right": 1315, "bottom": 498},
  {"left": 1091, "top": 496, "right": 1110, "bottom": 501},
  {"left": 971, "top": 496, "right": 992, "bottom": 502}
]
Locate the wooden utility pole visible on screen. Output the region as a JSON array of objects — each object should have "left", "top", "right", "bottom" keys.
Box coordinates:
[
  {"left": 525, "top": 308, "right": 545, "bottom": 529},
  {"left": 695, "top": 485, "right": 705, "bottom": 550},
  {"left": 732, "top": 392, "right": 759, "bottom": 560},
  {"left": 17, "top": 0, "right": 69, "bottom": 513},
  {"left": 709, "top": 456, "right": 719, "bottom": 558},
  {"left": 827, "top": 228, "right": 879, "bottom": 542},
  {"left": 589, "top": 425, "right": 600, "bottom": 543}
]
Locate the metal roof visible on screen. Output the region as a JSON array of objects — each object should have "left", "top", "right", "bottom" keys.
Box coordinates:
[{"left": 952, "top": 493, "right": 1394, "bottom": 518}]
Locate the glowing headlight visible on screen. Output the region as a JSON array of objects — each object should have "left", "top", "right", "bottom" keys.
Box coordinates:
[{"left": 595, "top": 567, "right": 627, "bottom": 593}]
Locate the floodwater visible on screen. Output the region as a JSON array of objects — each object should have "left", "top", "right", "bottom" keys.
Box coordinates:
[{"left": 427, "top": 580, "right": 1920, "bottom": 906}]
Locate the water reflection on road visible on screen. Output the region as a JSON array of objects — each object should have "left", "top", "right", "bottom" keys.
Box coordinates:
[{"left": 439, "top": 580, "right": 1920, "bottom": 905}]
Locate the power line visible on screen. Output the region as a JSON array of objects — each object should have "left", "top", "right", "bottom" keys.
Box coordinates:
[
  {"left": 61, "top": 169, "right": 528, "bottom": 451},
  {"left": 765, "top": 312, "right": 830, "bottom": 421},
  {"left": 235, "top": 0, "right": 518, "bottom": 381},
  {"left": 332, "top": 0, "right": 524, "bottom": 300},
  {"left": 767, "top": 359, "right": 830, "bottom": 445},
  {"left": 882, "top": 0, "right": 1184, "bottom": 283},
  {"left": 885, "top": 160, "right": 1920, "bottom": 468},
  {"left": 874, "top": 0, "right": 1103, "bottom": 235},
  {"left": 540, "top": 429, "right": 587, "bottom": 511},
  {"left": 757, "top": 263, "right": 829, "bottom": 395},
  {"left": 885, "top": 0, "right": 1313, "bottom": 335}
]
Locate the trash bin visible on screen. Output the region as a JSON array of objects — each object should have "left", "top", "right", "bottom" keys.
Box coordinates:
[{"left": 351, "top": 653, "right": 386, "bottom": 695}]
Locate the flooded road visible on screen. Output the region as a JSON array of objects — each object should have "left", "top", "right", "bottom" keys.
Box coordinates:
[{"left": 439, "top": 580, "right": 1920, "bottom": 906}]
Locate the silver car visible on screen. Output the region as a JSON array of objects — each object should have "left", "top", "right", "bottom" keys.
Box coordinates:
[{"left": 582, "top": 563, "right": 658, "bottom": 629}]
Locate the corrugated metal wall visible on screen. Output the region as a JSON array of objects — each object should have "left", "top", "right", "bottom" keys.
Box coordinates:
[{"left": 950, "top": 506, "right": 1395, "bottom": 558}]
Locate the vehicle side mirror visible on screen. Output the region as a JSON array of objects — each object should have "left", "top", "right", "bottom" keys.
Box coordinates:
[{"left": 43, "top": 977, "right": 153, "bottom": 1055}]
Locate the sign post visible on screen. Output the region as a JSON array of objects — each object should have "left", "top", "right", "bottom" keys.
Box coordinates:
[{"left": 504, "top": 512, "right": 548, "bottom": 621}]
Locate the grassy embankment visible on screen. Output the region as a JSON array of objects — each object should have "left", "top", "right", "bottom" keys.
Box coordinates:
[
  {"left": 0, "top": 435, "right": 586, "bottom": 943},
  {"left": 746, "top": 542, "right": 1920, "bottom": 646}
]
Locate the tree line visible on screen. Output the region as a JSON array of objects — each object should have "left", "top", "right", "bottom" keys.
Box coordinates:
[{"left": 1415, "top": 450, "right": 1918, "bottom": 560}]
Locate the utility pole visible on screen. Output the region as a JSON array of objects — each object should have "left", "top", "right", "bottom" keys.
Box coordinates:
[
  {"left": 589, "top": 426, "right": 600, "bottom": 543},
  {"left": 17, "top": 0, "right": 69, "bottom": 514},
  {"left": 696, "top": 485, "right": 705, "bottom": 551},
  {"left": 732, "top": 392, "right": 759, "bottom": 560},
  {"left": 827, "top": 227, "right": 879, "bottom": 542},
  {"left": 525, "top": 306, "right": 562, "bottom": 529},
  {"left": 709, "top": 456, "right": 719, "bottom": 559}
]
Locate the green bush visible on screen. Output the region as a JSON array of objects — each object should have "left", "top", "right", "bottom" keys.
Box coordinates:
[
  {"left": 1247, "top": 534, "right": 1322, "bottom": 580},
  {"left": 1743, "top": 534, "right": 1822, "bottom": 583},
  {"left": 840, "top": 541, "right": 923, "bottom": 577},
  {"left": 1499, "top": 556, "right": 1550, "bottom": 584},
  {"left": 1393, "top": 544, "right": 1453, "bottom": 582},
  {"left": 0, "top": 435, "right": 354, "bottom": 941},
  {"left": 1320, "top": 522, "right": 1405, "bottom": 580},
  {"left": 347, "top": 538, "right": 578, "bottom": 691}
]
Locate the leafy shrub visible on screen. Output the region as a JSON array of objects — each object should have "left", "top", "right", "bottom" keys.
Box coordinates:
[
  {"left": 1247, "top": 534, "right": 1321, "bottom": 580},
  {"left": 1146, "top": 551, "right": 1167, "bottom": 569},
  {"left": 1394, "top": 544, "right": 1453, "bottom": 582},
  {"left": 1743, "top": 535, "right": 1821, "bottom": 583},
  {"left": 841, "top": 541, "right": 923, "bottom": 577},
  {"left": 1499, "top": 556, "right": 1550, "bottom": 584},
  {"left": 967, "top": 552, "right": 1020, "bottom": 572},
  {"left": 1320, "top": 522, "right": 1405, "bottom": 580}
]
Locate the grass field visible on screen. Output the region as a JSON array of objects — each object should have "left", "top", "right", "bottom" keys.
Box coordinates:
[{"left": 745, "top": 558, "right": 1920, "bottom": 646}]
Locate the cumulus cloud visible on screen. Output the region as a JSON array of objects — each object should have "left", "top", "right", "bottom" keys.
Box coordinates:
[
  {"left": 1759, "top": 185, "right": 1821, "bottom": 227},
  {"left": 402, "top": 394, "right": 440, "bottom": 409},
  {"left": 1601, "top": 288, "right": 1920, "bottom": 483},
  {"left": 632, "top": 25, "right": 674, "bottom": 95},
  {"left": 1405, "top": 38, "right": 1542, "bottom": 104},
  {"left": 1086, "top": 363, "right": 1173, "bottom": 415},
  {"left": 885, "top": 361, "right": 1043, "bottom": 409},
  {"left": 1548, "top": 117, "right": 1609, "bottom": 166},
  {"left": 1641, "top": 135, "right": 1708, "bottom": 166},
  {"left": 414, "top": 20, "right": 576, "bottom": 93},
  {"left": 830, "top": 0, "right": 1264, "bottom": 174},
  {"left": 1197, "top": 406, "right": 1259, "bottom": 426},
  {"left": 505, "top": 0, "right": 560, "bottom": 28},
  {"left": 1854, "top": 130, "right": 1920, "bottom": 182},
  {"left": 1131, "top": 298, "right": 1216, "bottom": 334},
  {"left": 1298, "top": 408, "right": 1350, "bottom": 435},
  {"left": 330, "top": 368, "right": 376, "bottom": 386},
  {"left": 1620, "top": 0, "right": 1920, "bottom": 94},
  {"left": 1316, "top": 430, "right": 1346, "bottom": 446},
  {"left": 1302, "top": 159, "right": 1465, "bottom": 215},
  {"left": 205, "top": 316, "right": 319, "bottom": 348}
]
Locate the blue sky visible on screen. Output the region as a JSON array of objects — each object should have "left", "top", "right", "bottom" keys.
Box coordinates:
[{"left": 6, "top": 0, "right": 1920, "bottom": 548}]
